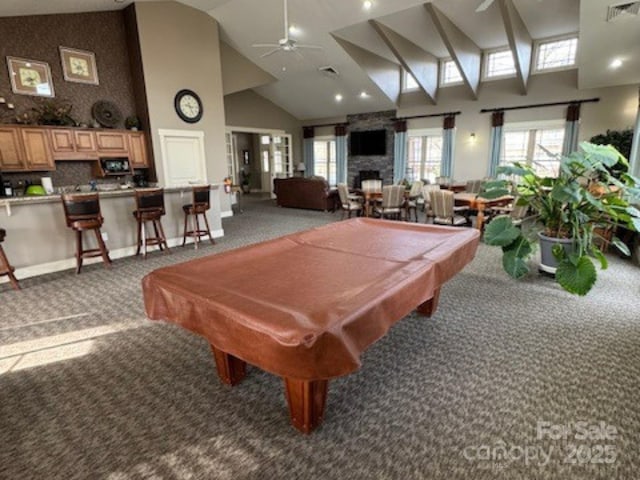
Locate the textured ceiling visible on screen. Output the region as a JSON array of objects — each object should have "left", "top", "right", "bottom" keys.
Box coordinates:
[{"left": 0, "top": 0, "right": 636, "bottom": 120}]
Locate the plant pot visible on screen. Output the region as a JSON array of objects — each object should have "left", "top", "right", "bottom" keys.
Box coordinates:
[
  {"left": 241, "top": 184, "right": 250, "bottom": 194},
  {"left": 538, "top": 232, "right": 574, "bottom": 274}
]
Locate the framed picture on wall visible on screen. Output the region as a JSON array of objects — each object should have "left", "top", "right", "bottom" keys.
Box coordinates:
[
  {"left": 59, "top": 47, "right": 99, "bottom": 85},
  {"left": 6, "top": 57, "right": 55, "bottom": 97}
]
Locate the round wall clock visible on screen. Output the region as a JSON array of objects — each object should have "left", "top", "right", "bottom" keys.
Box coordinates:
[{"left": 174, "top": 89, "right": 203, "bottom": 123}]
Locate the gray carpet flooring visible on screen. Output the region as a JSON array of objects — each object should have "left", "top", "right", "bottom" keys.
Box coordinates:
[{"left": 1, "top": 195, "right": 639, "bottom": 479}]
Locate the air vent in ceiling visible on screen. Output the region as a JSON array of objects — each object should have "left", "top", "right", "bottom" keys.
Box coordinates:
[
  {"left": 319, "top": 66, "right": 339, "bottom": 77},
  {"left": 607, "top": 1, "right": 640, "bottom": 21}
]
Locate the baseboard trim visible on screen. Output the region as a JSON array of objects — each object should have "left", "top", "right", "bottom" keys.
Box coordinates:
[{"left": 2, "top": 229, "right": 225, "bottom": 283}]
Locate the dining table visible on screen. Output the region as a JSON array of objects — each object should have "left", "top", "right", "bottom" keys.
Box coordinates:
[{"left": 453, "top": 192, "right": 514, "bottom": 231}]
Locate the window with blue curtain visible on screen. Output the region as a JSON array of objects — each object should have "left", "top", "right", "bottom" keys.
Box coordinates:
[
  {"left": 335, "top": 124, "right": 348, "bottom": 185},
  {"left": 441, "top": 115, "right": 456, "bottom": 179},
  {"left": 488, "top": 111, "right": 504, "bottom": 178},
  {"left": 303, "top": 126, "right": 315, "bottom": 177},
  {"left": 562, "top": 103, "right": 580, "bottom": 156},
  {"left": 393, "top": 120, "right": 408, "bottom": 184}
]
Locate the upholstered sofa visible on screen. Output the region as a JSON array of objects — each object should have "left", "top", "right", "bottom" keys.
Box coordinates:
[{"left": 274, "top": 177, "right": 337, "bottom": 211}]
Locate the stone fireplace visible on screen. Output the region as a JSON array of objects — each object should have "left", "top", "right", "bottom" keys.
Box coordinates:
[{"left": 346, "top": 110, "right": 395, "bottom": 187}]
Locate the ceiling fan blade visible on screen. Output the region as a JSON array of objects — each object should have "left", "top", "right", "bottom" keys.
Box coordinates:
[
  {"left": 260, "top": 48, "right": 282, "bottom": 58},
  {"left": 475, "top": 0, "right": 495, "bottom": 12},
  {"left": 253, "top": 43, "right": 280, "bottom": 48},
  {"left": 295, "top": 44, "right": 323, "bottom": 50}
]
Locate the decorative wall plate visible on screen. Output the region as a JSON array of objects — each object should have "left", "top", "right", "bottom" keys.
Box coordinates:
[{"left": 92, "top": 100, "right": 122, "bottom": 128}]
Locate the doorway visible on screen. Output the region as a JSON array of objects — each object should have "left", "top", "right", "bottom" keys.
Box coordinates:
[{"left": 226, "top": 127, "right": 293, "bottom": 198}]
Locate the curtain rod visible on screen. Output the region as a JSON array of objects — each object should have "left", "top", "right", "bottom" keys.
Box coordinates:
[
  {"left": 304, "top": 110, "right": 462, "bottom": 128},
  {"left": 480, "top": 97, "right": 600, "bottom": 114},
  {"left": 395, "top": 111, "right": 461, "bottom": 121},
  {"left": 303, "top": 122, "right": 347, "bottom": 129}
]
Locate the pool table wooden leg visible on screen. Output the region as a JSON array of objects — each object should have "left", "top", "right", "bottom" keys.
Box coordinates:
[
  {"left": 284, "top": 377, "right": 329, "bottom": 434},
  {"left": 211, "top": 345, "right": 246, "bottom": 385},
  {"left": 417, "top": 288, "right": 440, "bottom": 317}
]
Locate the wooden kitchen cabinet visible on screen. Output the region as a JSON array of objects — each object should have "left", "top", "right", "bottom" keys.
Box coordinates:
[
  {"left": 20, "top": 128, "right": 55, "bottom": 171},
  {"left": 0, "top": 125, "right": 150, "bottom": 172},
  {"left": 95, "top": 131, "right": 128, "bottom": 156},
  {"left": 51, "top": 128, "right": 97, "bottom": 160},
  {"left": 128, "top": 132, "right": 149, "bottom": 168},
  {"left": 0, "top": 127, "right": 26, "bottom": 171}
]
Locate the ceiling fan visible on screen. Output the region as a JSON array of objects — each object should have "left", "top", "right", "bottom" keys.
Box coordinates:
[
  {"left": 476, "top": 0, "right": 541, "bottom": 12},
  {"left": 252, "top": 0, "right": 323, "bottom": 58}
]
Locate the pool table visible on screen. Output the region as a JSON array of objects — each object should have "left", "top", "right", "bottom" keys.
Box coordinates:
[{"left": 142, "top": 218, "right": 480, "bottom": 433}]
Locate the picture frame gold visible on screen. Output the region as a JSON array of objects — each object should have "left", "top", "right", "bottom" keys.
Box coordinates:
[
  {"left": 59, "top": 47, "right": 99, "bottom": 85},
  {"left": 6, "top": 56, "right": 55, "bottom": 97}
]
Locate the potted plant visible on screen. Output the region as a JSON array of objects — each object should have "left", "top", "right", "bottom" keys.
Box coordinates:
[
  {"left": 240, "top": 169, "right": 251, "bottom": 194},
  {"left": 482, "top": 141, "right": 640, "bottom": 296},
  {"left": 125, "top": 115, "right": 141, "bottom": 131}
]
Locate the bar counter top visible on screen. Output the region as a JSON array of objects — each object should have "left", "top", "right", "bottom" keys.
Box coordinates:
[
  {"left": 0, "top": 184, "right": 226, "bottom": 283},
  {"left": 0, "top": 185, "right": 217, "bottom": 207}
]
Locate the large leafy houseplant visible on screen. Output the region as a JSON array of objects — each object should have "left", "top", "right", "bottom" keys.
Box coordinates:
[{"left": 482, "top": 142, "right": 640, "bottom": 296}]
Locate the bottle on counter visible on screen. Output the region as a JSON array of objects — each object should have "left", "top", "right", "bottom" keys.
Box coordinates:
[{"left": 3, "top": 180, "right": 13, "bottom": 197}]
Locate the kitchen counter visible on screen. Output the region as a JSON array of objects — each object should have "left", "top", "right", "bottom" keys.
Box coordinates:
[
  {"left": 0, "top": 184, "right": 228, "bottom": 283},
  {"left": 0, "top": 185, "right": 203, "bottom": 207}
]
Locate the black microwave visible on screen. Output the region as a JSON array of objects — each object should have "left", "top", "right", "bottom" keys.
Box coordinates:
[{"left": 100, "top": 157, "right": 131, "bottom": 176}]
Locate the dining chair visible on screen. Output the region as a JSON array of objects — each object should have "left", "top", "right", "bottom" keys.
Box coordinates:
[
  {"left": 465, "top": 179, "right": 484, "bottom": 194},
  {"left": 374, "top": 185, "right": 405, "bottom": 220},
  {"left": 421, "top": 184, "right": 441, "bottom": 221},
  {"left": 488, "top": 199, "right": 529, "bottom": 227},
  {"left": 430, "top": 190, "right": 470, "bottom": 226},
  {"left": 361, "top": 179, "right": 382, "bottom": 194},
  {"left": 337, "top": 183, "right": 363, "bottom": 219},
  {"left": 406, "top": 180, "right": 424, "bottom": 222}
]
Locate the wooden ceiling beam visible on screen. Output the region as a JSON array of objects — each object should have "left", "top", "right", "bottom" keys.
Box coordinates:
[
  {"left": 423, "top": 3, "right": 481, "bottom": 99},
  {"left": 369, "top": 20, "right": 438, "bottom": 105},
  {"left": 330, "top": 34, "right": 401, "bottom": 105},
  {"left": 499, "top": 0, "right": 533, "bottom": 95}
]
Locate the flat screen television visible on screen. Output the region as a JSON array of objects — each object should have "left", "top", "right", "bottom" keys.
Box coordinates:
[{"left": 350, "top": 130, "right": 386, "bottom": 156}]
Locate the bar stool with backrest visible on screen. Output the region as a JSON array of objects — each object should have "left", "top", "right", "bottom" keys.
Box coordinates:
[
  {"left": 0, "top": 228, "right": 20, "bottom": 290},
  {"left": 182, "top": 185, "right": 215, "bottom": 249},
  {"left": 61, "top": 193, "right": 111, "bottom": 274},
  {"left": 133, "top": 188, "right": 170, "bottom": 258}
]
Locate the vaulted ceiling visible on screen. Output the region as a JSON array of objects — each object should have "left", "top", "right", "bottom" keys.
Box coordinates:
[{"left": 1, "top": 0, "right": 639, "bottom": 120}]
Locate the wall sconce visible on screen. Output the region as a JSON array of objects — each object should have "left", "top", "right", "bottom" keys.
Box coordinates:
[{"left": 469, "top": 132, "right": 477, "bottom": 142}]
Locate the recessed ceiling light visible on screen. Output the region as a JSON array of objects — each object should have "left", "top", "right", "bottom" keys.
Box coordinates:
[
  {"left": 610, "top": 58, "right": 623, "bottom": 69},
  {"left": 288, "top": 25, "right": 299, "bottom": 35},
  {"left": 335, "top": 94, "right": 343, "bottom": 102},
  {"left": 359, "top": 91, "right": 369, "bottom": 99},
  {"left": 363, "top": 1, "right": 373, "bottom": 10}
]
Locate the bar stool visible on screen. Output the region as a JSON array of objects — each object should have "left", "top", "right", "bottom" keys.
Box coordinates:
[
  {"left": 0, "top": 228, "right": 20, "bottom": 290},
  {"left": 61, "top": 193, "right": 111, "bottom": 274},
  {"left": 133, "top": 188, "right": 170, "bottom": 258},
  {"left": 182, "top": 185, "right": 215, "bottom": 249}
]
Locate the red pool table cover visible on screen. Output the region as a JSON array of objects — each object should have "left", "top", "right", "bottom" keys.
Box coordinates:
[{"left": 142, "top": 218, "right": 480, "bottom": 380}]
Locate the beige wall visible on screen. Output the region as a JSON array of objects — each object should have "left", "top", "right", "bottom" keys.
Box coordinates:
[
  {"left": 134, "top": 1, "right": 229, "bottom": 218},
  {"left": 305, "top": 71, "right": 638, "bottom": 182},
  {"left": 224, "top": 89, "right": 303, "bottom": 168},
  {"left": 220, "top": 42, "right": 276, "bottom": 96},
  {"left": 397, "top": 70, "right": 638, "bottom": 181}
]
